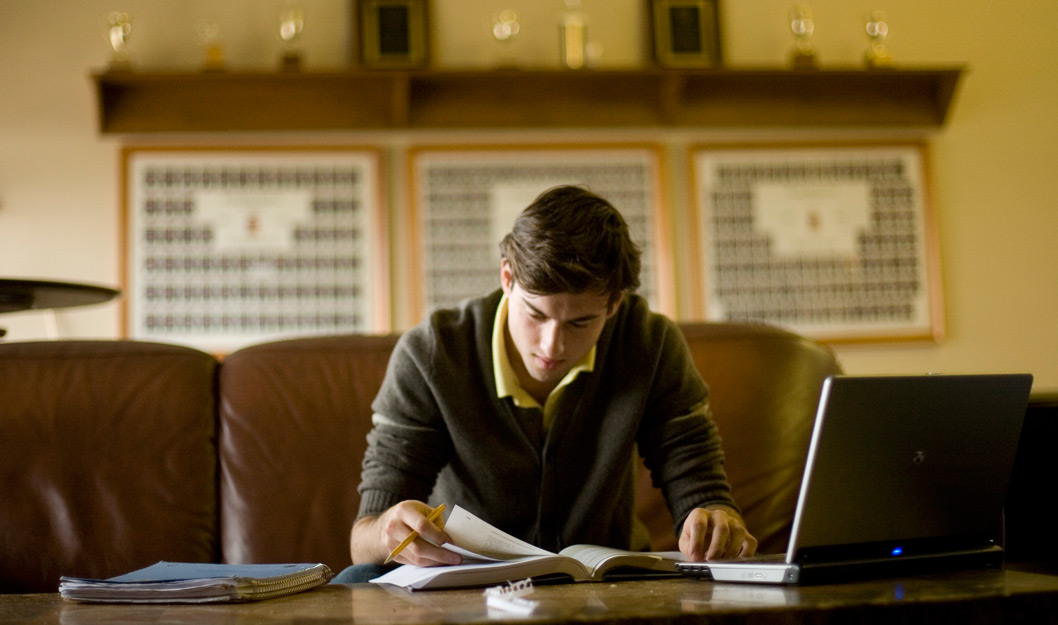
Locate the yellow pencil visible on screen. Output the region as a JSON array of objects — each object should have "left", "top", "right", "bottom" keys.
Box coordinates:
[{"left": 384, "top": 504, "right": 446, "bottom": 565}]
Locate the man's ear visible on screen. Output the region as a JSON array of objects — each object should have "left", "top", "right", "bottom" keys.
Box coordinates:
[
  {"left": 606, "top": 293, "right": 623, "bottom": 318},
  {"left": 500, "top": 259, "right": 513, "bottom": 294}
]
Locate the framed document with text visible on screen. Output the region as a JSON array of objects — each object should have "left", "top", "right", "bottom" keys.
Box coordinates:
[
  {"left": 409, "top": 145, "right": 671, "bottom": 318},
  {"left": 690, "top": 144, "right": 943, "bottom": 342},
  {"left": 122, "top": 146, "right": 388, "bottom": 353}
]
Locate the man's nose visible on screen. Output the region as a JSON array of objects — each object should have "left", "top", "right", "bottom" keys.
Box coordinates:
[{"left": 540, "top": 321, "right": 564, "bottom": 357}]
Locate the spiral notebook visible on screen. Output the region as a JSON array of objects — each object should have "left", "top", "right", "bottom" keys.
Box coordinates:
[{"left": 59, "top": 561, "right": 333, "bottom": 603}]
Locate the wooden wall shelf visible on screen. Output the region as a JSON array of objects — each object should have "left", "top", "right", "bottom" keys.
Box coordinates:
[{"left": 93, "top": 67, "right": 964, "bottom": 133}]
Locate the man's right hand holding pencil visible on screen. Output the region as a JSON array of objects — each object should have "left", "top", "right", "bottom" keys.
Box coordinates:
[{"left": 350, "top": 501, "right": 462, "bottom": 567}]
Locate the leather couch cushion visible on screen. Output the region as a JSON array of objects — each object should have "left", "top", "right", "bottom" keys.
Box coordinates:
[
  {"left": 635, "top": 323, "right": 842, "bottom": 554},
  {"left": 218, "top": 334, "right": 399, "bottom": 573},
  {"left": 220, "top": 323, "right": 839, "bottom": 567},
  {"left": 0, "top": 341, "right": 219, "bottom": 593}
]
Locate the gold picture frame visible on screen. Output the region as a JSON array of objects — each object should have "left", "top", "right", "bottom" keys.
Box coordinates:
[
  {"left": 356, "top": 0, "right": 429, "bottom": 68},
  {"left": 649, "top": 0, "right": 722, "bottom": 67},
  {"left": 689, "top": 143, "right": 944, "bottom": 343},
  {"left": 121, "top": 146, "right": 389, "bottom": 354}
]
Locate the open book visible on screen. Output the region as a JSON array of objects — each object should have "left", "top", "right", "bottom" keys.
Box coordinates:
[{"left": 370, "top": 505, "right": 683, "bottom": 590}]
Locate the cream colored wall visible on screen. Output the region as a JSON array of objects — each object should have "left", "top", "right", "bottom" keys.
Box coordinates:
[{"left": 1, "top": 1, "right": 1055, "bottom": 392}]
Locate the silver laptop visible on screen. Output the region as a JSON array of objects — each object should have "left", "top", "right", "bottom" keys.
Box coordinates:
[{"left": 677, "top": 373, "right": 1033, "bottom": 585}]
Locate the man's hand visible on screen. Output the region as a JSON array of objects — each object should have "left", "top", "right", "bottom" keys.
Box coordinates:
[
  {"left": 350, "top": 500, "right": 462, "bottom": 566},
  {"left": 679, "top": 506, "right": 758, "bottom": 561}
]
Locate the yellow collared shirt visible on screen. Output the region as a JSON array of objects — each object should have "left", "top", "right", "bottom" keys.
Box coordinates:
[{"left": 492, "top": 294, "right": 595, "bottom": 430}]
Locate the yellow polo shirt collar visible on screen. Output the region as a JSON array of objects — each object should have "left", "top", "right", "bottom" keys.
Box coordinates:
[{"left": 492, "top": 293, "right": 595, "bottom": 429}]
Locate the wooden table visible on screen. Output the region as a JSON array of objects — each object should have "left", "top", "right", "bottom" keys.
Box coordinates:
[{"left": 4, "top": 567, "right": 1058, "bottom": 625}]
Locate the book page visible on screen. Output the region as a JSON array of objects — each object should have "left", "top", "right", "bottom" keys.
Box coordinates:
[
  {"left": 369, "top": 507, "right": 684, "bottom": 590},
  {"left": 557, "top": 545, "right": 668, "bottom": 575},
  {"left": 442, "top": 506, "right": 553, "bottom": 560},
  {"left": 371, "top": 555, "right": 590, "bottom": 590}
]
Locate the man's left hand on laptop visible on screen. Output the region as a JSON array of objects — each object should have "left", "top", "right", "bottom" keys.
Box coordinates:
[{"left": 680, "top": 506, "right": 758, "bottom": 561}]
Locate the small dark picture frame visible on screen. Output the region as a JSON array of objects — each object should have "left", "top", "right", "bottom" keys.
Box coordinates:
[
  {"left": 649, "top": 0, "right": 722, "bottom": 67},
  {"left": 356, "top": 0, "right": 429, "bottom": 68}
]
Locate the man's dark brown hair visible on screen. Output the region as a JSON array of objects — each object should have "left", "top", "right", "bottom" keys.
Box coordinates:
[{"left": 498, "top": 185, "right": 641, "bottom": 306}]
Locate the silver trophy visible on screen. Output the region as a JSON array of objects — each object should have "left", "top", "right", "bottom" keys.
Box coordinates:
[
  {"left": 107, "top": 12, "right": 132, "bottom": 69},
  {"left": 864, "top": 11, "right": 892, "bottom": 67},
  {"left": 279, "top": 2, "right": 305, "bottom": 70},
  {"left": 491, "top": 9, "right": 521, "bottom": 66},
  {"left": 789, "top": 4, "right": 816, "bottom": 68}
]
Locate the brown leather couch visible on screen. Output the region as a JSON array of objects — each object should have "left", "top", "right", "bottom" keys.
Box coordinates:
[{"left": 0, "top": 323, "right": 840, "bottom": 593}]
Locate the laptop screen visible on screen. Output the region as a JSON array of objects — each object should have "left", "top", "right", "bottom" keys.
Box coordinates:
[{"left": 787, "top": 374, "right": 1033, "bottom": 561}]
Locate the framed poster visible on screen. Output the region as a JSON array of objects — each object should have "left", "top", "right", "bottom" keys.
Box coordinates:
[
  {"left": 690, "top": 143, "right": 943, "bottom": 342},
  {"left": 122, "top": 146, "right": 388, "bottom": 354},
  {"left": 408, "top": 144, "right": 671, "bottom": 318}
]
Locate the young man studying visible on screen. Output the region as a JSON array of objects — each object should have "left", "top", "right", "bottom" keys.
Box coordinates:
[{"left": 338, "top": 186, "right": 756, "bottom": 582}]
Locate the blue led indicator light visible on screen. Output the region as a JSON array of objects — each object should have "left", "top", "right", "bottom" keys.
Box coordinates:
[{"left": 891, "top": 547, "right": 903, "bottom": 556}]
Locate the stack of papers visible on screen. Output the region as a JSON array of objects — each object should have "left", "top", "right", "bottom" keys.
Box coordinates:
[{"left": 59, "top": 561, "right": 333, "bottom": 604}]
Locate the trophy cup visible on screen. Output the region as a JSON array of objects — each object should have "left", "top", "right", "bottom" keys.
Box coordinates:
[
  {"left": 559, "top": 0, "right": 587, "bottom": 69},
  {"left": 490, "top": 9, "right": 521, "bottom": 67},
  {"left": 279, "top": 3, "right": 305, "bottom": 70},
  {"left": 864, "top": 11, "right": 892, "bottom": 67},
  {"left": 789, "top": 4, "right": 816, "bottom": 68},
  {"left": 107, "top": 12, "right": 132, "bottom": 70},
  {"left": 197, "top": 18, "right": 225, "bottom": 71}
]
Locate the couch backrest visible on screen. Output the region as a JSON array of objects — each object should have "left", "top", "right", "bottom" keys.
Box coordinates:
[
  {"left": 635, "top": 323, "right": 843, "bottom": 554},
  {"left": 218, "top": 334, "right": 398, "bottom": 575},
  {"left": 0, "top": 341, "right": 219, "bottom": 593},
  {"left": 220, "top": 322, "right": 841, "bottom": 570},
  {"left": 0, "top": 322, "right": 840, "bottom": 592}
]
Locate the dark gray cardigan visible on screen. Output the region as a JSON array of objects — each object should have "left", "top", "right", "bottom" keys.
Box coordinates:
[{"left": 357, "top": 289, "right": 735, "bottom": 552}]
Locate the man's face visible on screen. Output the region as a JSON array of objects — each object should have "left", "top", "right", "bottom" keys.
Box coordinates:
[{"left": 500, "top": 260, "right": 618, "bottom": 395}]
